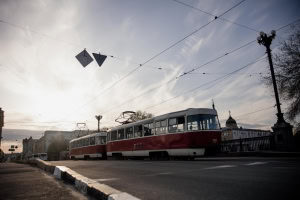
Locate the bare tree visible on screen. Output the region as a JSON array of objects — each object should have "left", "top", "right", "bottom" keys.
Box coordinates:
[
  {"left": 264, "top": 25, "right": 300, "bottom": 132},
  {"left": 130, "top": 110, "right": 154, "bottom": 122}
]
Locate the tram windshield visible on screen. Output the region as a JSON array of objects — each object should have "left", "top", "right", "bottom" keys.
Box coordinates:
[{"left": 187, "top": 114, "right": 220, "bottom": 130}]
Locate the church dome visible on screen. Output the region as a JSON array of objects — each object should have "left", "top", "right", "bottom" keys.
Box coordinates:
[{"left": 226, "top": 111, "right": 238, "bottom": 129}]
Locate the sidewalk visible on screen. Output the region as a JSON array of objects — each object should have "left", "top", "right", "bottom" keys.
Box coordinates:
[{"left": 0, "top": 162, "right": 90, "bottom": 200}]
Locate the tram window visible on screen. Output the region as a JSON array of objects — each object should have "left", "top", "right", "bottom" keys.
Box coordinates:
[
  {"left": 134, "top": 125, "right": 143, "bottom": 137},
  {"left": 144, "top": 123, "right": 154, "bottom": 136},
  {"left": 168, "top": 116, "right": 185, "bottom": 133},
  {"left": 86, "top": 138, "right": 90, "bottom": 146},
  {"left": 126, "top": 127, "right": 133, "bottom": 139},
  {"left": 111, "top": 130, "right": 117, "bottom": 141},
  {"left": 100, "top": 136, "right": 106, "bottom": 144},
  {"left": 107, "top": 132, "right": 110, "bottom": 142},
  {"left": 187, "top": 114, "right": 220, "bottom": 130},
  {"left": 90, "top": 137, "right": 95, "bottom": 145},
  {"left": 118, "top": 129, "right": 125, "bottom": 140},
  {"left": 79, "top": 139, "right": 83, "bottom": 147},
  {"left": 96, "top": 136, "right": 101, "bottom": 145},
  {"left": 156, "top": 120, "right": 167, "bottom": 134}
]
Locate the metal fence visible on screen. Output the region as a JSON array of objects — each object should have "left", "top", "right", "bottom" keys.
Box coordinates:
[{"left": 220, "top": 136, "right": 275, "bottom": 152}]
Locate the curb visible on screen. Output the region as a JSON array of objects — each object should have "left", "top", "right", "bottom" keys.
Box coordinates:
[{"left": 34, "top": 159, "right": 140, "bottom": 200}]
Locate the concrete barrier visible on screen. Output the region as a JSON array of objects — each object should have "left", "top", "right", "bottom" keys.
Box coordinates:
[{"left": 52, "top": 165, "right": 140, "bottom": 200}]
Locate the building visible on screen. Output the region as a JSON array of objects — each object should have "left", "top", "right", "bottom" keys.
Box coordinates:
[
  {"left": 222, "top": 112, "right": 271, "bottom": 141},
  {"left": 221, "top": 112, "right": 272, "bottom": 152},
  {"left": 34, "top": 130, "right": 79, "bottom": 160},
  {"left": 22, "top": 137, "right": 38, "bottom": 159}
]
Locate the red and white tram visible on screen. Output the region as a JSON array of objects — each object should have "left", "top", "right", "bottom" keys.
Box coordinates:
[
  {"left": 106, "top": 108, "right": 221, "bottom": 159},
  {"left": 69, "top": 132, "right": 107, "bottom": 160}
]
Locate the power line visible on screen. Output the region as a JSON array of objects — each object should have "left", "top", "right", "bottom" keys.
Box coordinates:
[
  {"left": 101, "top": 39, "right": 256, "bottom": 115},
  {"left": 235, "top": 105, "right": 276, "bottom": 119},
  {"left": 153, "top": 69, "right": 259, "bottom": 115},
  {"left": 143, "top": 55, "right": 266, "bottom": 111},
  {"left": 142, "top": 0, "right": 246, "bottom": 66},
  {"left": 171, "top": 0, "right": 259, "bottom": 33},
  {"left": 83, "top": 17, "right": 298, "bottom": 116},
  {"left": 61, "top": 0, "right": 247, "bottom": 116}
]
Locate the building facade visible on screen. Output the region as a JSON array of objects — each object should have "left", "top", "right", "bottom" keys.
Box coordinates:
[
  {"left": 221, "top": 112, "right": 272, "bottom": 152},
  {"left": 22, "top": 137, "right": 38, "bottom": 159}
]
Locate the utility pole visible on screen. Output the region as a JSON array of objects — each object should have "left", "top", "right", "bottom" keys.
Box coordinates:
[
  {"left": 95, "top": 115, "right": 102, "bottom": 132},
  {"left": 257, "top": 31, "right": 294, "bottom": 151},
  {"left": 0, "top": 108, "right": 4, "bottom": 152}
]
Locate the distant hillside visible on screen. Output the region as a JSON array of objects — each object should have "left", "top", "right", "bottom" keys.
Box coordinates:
[{"left": 2, "top": 128, "right": 43, "bottom": 141}]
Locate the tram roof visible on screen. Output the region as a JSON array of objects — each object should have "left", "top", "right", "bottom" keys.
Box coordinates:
[
  {"left": 70, "top": 131, "right": 107, "bottom": 143},
  {"left": 110, "top": 108, "right": 218, "bottom": 131}
]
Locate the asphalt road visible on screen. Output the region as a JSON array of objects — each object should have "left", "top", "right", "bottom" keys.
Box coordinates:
[
  {"left": 0, "top": 162, "right": 90, "bottom": 200},
  {"left": 50, "top": 157, "right": 300, "bottom": 200}
]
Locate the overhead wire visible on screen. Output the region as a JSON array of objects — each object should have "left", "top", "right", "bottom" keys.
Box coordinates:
[
  {"left": 171, "top": 0, "right": 259, "bottom": 33},
  {"left": 234, "top": 105, "right": 276, "bottom": 119},
  {"left": 50, "top": 17, "right": 300, "bottom": 124},
  {"left": 100, "top": 39, "right": 256, "bottom": 115},
  {"left": 143, "top": 55, "right": 266, "bottom": 112},
  {"left": 153, "top": 65, "right": 266, "bottom": 115},
  {"left": 58, "top": 0, "right": 247, "bottom": 117}
]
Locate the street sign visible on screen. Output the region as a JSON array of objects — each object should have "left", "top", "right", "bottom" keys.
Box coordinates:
[
  {"left": 8, "top": 149, "right": 15, "bottom": 151},
  {"left": 92, "top": 53, "right": 107, "bottom": 67},
  {"left": 75, "top": 49, "right": 94, "bottom": 67}
]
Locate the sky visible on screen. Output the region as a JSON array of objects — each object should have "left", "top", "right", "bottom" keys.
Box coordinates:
[{"left": 1, "top": 0, "right": 300, "bottom": 152}]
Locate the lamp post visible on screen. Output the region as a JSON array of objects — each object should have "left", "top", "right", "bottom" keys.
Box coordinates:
[
  {"left": 95, "top": 115, "right": 102, "bottom": 132},
  {"left": 257, "top": 31, "right": 294, "bottom": 150},
  {"left": 257, "top": 30, "right": 284, "bottom": 123}
]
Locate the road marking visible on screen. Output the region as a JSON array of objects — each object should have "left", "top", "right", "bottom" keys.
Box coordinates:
[
  {"left": 93, "top": 178, "right": 119, "bottom": 182},
  {"left": 144, "top": 172, "right": 174, "bottom": 176},
  {"left": 204, "top": 165, "right": 236, "bottom": 170},
  {"left": 244, "top": 162, "right": 268, "bottom": 166}
]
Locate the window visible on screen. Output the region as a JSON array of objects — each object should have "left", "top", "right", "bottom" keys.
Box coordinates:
[
  {"left": 144, "top": 123, "right": 154, "bottom": 136},
  {"left": 100, "top": 136, "right": 106, "bottom": 144},
  {"left": 134, "top": 125, "right": 143, "bottom": 137},
  {"left": 111, "top": 130, "right": 117, "bottom": 141},
  {"left": 126, "top": 127, "right": 134, "bottom": 139},
  {"left": 118, "top": 129, "right": 125, "bottom": 140},
  {"left": 96, "top": 136, "right": 106, "bottom": 144},
  {"left": 85, "top": 138, "right": 90, "bottom": 146},
  {"left": 90, "top": 137, "right": 95, "bottom": 145},
  {"left": 187, "top": 114, "right": 220, "bottom": 131},
  {"left": 168, "top": 116, "right": 185, "bottom": 133},
  {"left": 107, "top": 132, "right": 110, "bottom": 142},
  {"left": 79, "top": 139, "right": 83, "bottom": 147},
  {"left": 156, "top": 120, "right": 167, "bottom": 134}
]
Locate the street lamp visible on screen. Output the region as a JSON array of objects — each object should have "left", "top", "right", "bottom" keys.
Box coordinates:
[
  {"left": 257, "top": 30, "right": 284, "bottom": 123},
  {"left": 95, "top": 115, "right": 102, "bottom": 132},
  {"left": 257, "top": 30, "right": 294, "bottom": 150}
]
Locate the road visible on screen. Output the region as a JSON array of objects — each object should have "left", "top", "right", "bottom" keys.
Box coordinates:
[{"left": 50, "top": 157, "right": 300, "bottom": 200}]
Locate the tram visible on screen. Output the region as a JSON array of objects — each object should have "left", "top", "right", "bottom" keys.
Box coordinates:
[
  {"left": 69, "top": 132, "right": 107, "bottom": 160},
  {"left": 106, "top": 108, "right": 221, "bottom": 159}
]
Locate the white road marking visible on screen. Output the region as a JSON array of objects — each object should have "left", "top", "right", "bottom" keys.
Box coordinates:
[
  {"left": 244, "top": 162, "right": 268, "bottom": 166},
  {"left": 204, "top": 165, "right": 236, "bottom": 170},
  {"left": 144, "top": 172, "right": 174, "bottom": 176},
  {"left": 93, "top": 178, "right": 119, "bottom": 182}
]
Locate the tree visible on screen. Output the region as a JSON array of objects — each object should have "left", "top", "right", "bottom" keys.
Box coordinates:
[
  {"left": 265, "top": 25, "right": 300, "bottom": 132},
  {"left": 130, "top": 110, "right": 154, "bottom": 122}
]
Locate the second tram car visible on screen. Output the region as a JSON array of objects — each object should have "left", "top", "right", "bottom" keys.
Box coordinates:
[
  {"left": 69, "top": 132, "right": 107, "bottom": 160},
  {"left": 106, "top": 108, "right": 221, "bottom": 159}
]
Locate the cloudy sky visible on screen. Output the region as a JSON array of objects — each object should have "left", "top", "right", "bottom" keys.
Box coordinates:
[{"left": 1, "top": 0, "right": 300, "bottom": 152}]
